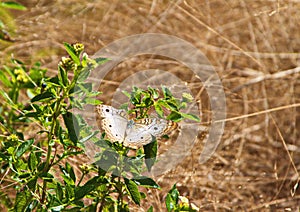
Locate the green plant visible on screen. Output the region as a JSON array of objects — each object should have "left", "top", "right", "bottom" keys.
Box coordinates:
[
  {"left": 166, "top": 184, "right": 199, "bottom": 212},
  {"left": 93, "top": 85, "right": 200, "bottom": 209},
  {"left": 0, "top": 43, "right": 106, "bottom": 211},
  {"left": 0, "top": 42, "right": 199, "bottom": 211}
]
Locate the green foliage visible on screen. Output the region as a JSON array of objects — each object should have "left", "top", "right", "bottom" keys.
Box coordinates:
[
  {"left": 166, "top": 184, "right": 199, "bottom": 212},
  {"left": 0, "top": 42, "right": 199, "bottom": 211},
  {"left": 92, "top": 86, "right": 200, "bottom": 209},
  {"left": 123, "top": 85, "right": 200, "bottom": 122},
  {"left": 119, "top": 85, "right": 200, "bottom": 173},
  {"left": 1, "top": 1, "right": 26, "bottom": 10}
]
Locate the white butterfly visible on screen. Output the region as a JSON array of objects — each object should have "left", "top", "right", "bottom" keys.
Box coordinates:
[{"left": 96, "top": 105, "right": 177, "bottom": 148}]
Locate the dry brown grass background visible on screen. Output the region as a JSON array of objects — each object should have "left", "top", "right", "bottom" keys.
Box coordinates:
[{"left": 1, "top": 0, "right": 300, "bottom": 211}]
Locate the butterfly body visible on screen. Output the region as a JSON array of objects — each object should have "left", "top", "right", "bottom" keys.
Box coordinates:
[{"left": 97, "top": 105, "right": 177, "bottom": 148}]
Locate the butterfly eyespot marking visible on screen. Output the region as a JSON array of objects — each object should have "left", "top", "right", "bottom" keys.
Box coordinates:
[
  {"left": 109, "top": 124, "right": 112, "bottom": 127},
  {"left": 154, "top": 127, "right": 158, "bottom": 130},
  {"left": 105, "top": 109, "right": 110, "bottom": 112}
]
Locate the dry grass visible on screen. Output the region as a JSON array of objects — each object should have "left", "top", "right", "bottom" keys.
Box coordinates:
[{"left": 1, "top": 0, "right": 300, "bottom": 211}]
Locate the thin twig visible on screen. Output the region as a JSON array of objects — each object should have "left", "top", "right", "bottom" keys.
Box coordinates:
[
  {"left": 216, "top": 103, "right": 300, "bottom": 123},
  {"left": 232, "top": 66, "right": 300, "bottom": 91}
]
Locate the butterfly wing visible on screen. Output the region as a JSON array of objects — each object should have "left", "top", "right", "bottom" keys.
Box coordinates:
[
  {"left": 143, "top": 118, "right": 177, "bottom": 137},
  {"left": 123, "top": 120, "right": 153, "bottom": 148},
  {"left": 97, "top": 105, "right": 128, "bottom": 142},
  {"left": 124, "top": 118, "right": 177, "bottom": 148}
]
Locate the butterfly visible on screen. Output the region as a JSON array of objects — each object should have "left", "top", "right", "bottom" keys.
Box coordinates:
[{"left": 96, "top": 105, "right": 177, "bottom": 148}]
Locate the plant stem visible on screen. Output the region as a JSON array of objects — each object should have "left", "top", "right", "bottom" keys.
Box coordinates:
[
  {"left": 41, "top": 94, "right": 63, "bottom": 204},
  {"left": 7, "top": 82, "right": 19, "bottom": 130},
  {"left": 77, "top": 172, "right": 85, "bottom": 186}
]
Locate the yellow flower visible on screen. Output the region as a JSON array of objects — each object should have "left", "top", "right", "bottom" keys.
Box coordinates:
[
  {"left": 14, "top": 68, "right": 28, "bottom": 83},
  {"left": 8, "top": 134, "right": 19, "bottom": 142}
]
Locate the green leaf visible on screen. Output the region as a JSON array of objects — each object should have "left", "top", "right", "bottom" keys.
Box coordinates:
[
  {"left": 62, "top": 112, "right": 79, "bottom": 145},
  {"left": 180, "top": 101, "right": 187, "bottom": 109},
  {"left": 37, "top": 162, "right": 45, "bottom": 172},
  {"left": 80, "top": 82, "right": 93, "bottom": 92},
  {"left": 32, "top": 103, "right": 42, "bottom": 113},
  {"left": 19, "top": 173, "right": 31, "bottom": 179},
  {"left": 27, "top": 177, "right": 37, "bottom": 190},
  {"left": 61, "top": 174, "right": 75, "bottom": 186},
  {"left": 123, "top": 154, "right": 144, "bottom": 176},
  {"left": 167, "top": 111, "right": 183, "bottom": 122},
  {"left": 147, "top": 206, "right": 154, "bottom": 212},
  {"left": 143, "top": 137, "right": 157, "bottom": 171},
  {"left": 166, "top": 100, "right": 179, "bottom": 111},
  {"left": 124, "top": 178, "right": 141, "bottom": 205},
  {"left": 63, "top": 42, "right": 80, "bottom": 65},
  {"left": 75, "top": 183, "right": 95, "bottom": 200},
  {"left": 24, "top": 112, "right": 38, "bottom": 118},
  {"left": 14, "top": 189, "right": 32, "bottom": 212},
  {"left": 81, "top": 53, "right": 88, "bottom": 67},
  {"left": 84, "top": 98, "right": 102, "bottom": 105},
  {"left": 131, "top": 94, "right": 141, "bottom": 105},
  {"left": 156, "top": 99, "right": 171, "bottom": 110},
  {"left": 75, "top": 176, "right": 106, "bottom": 200},
  {"left": 16, "top": 139, "right": 34, "bottom": 158},
  {"left": 148, "top": 86, "right": 159, "bottom": 99},
  {"left": 65, "top": 183, "right": 75, "bottom": 200},
  {"left": 58, "top": 65, "right": 68, "bottom": 86},
  {"left": 154, "top": 102, "right": 164, "bottom": 118},
  {"left": 122, "top": 90, "right": 131, "bottom": 98},
  {"left": 133, "top": 177, "right": 160, "bottom": 189},
  {"left": 0, "top": 71, "right": 12, "bottom": 87},
  {"left": 7, "top": 146, "right": 15, "bottom": 155},
  {"left": 39, "top": 172, "right": 54, "bottom": 182},
  {"left": 143, "top": 96, "right": 154, "bottom": 107},
  {"left": 1, "top": 2, "right": 27, "bottom": 10},
  {"left": 79, "top": 130, "right": 99, "bottom": 143},
  {"left": 162, "top": 86, "right": 173, "bottom": 99},
  {"left": 77, "top": 69, "right": 91, "bottom": 82},
  {"left": 95, "top": 150, "right": 119, "bottom": 175},
  {"left": 169, "top": 184, "right": 179, "bottom": 204},
  {"left": 56, "top": 182, "right": 64, "bottom": 201},
  {"left": 94, "top": 138, "right": 113, "bottom": 148},
  {"left": 49, "top": 75, "right": 60, "bottom": 85},
  {"left": 66, "top": 162, "right": 76, "bottom": 183},
  {"left": 31, "top": 91, "right": 55, "bottom": 102},
  {"left": 11, "top": 58, "right": 24, "bottom": 65},
  {"left": 28, "top": 152, "right": 38, "bottom": 171},
  {"left": 182, "top": 92, "right": 194, "bottom": 102},
  {"left": 119, "top": 103, "right": 129, "bottom": 111},
  {"left": 181, "top": 112, "right": 200, "bottom": 122},
  {"left": 86, "top": 90, "right": 102, "bottom": 98},
  {"left": 0, "top": 89, "right": 13, "bottom": 104},
  {"left": 94, "top": 57, "right": 109, "bottom": 65},
  {"left": 165, "top": 193, "right": 175, "bottom": 212}
]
